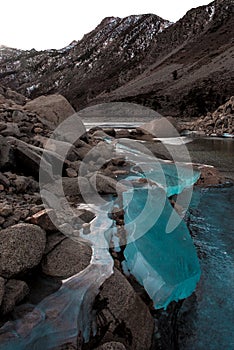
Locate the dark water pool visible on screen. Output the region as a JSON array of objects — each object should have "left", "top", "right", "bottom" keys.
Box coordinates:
[
  {"left": 177, "top": 186, "right": 234, "bottom": 350},
  {"left": 187, "top": 138, "right": 234, "bottom": 180}
]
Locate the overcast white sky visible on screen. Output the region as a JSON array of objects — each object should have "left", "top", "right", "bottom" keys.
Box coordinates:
[{"left": 0, "top": 0, "right": 212, "bottom": 50}]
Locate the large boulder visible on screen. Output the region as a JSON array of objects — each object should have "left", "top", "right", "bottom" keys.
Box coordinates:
[
  {"left": 41, "top": 238, "right": 92, "bottom": 278},
  {"left": 24, "top": 94, "right": 76, "bottom": 127},
  {"left": 97, "top": 268, "right": 154, "bottom": 350},
  {"left": 139, "top": 117, "right": 179, "bottom": 138},
  {"left": 33, "top": 135, "right": 80, "bottom": 162},
  {"left": 0, "top": 223, "right": 46, "bottom": 278},
  {"left": 9, "top": 137, "right": 64, "bottom": 180}
]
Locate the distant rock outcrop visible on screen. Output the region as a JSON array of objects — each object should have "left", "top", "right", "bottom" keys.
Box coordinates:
[{"left": 180, "top": 96, "right": 234, "bottom": 136}]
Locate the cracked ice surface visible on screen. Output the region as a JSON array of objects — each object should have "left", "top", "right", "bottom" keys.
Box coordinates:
[
  {"left": 114, "top": 138, "right": 201, "bottom": 309},
  {"left": 115, "top": 138, "right": 201, "bottom": 196}
]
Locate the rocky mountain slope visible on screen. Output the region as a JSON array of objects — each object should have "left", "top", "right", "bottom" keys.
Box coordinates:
[
  {"left": 0, "top": 0, "right": 233, "bottom": 118},
  {"left": 94, "top": 0, "right": 234, "bottom": 117},
  {"left": 0, "top": 14, "right": 171, "bottom": 108}
]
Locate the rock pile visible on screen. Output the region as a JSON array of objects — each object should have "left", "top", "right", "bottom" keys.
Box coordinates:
[
  {"left": 181, "top": 97, "right": 234, "bottom": 136},
  {"left": 0, "top": 88, "right": 155, "bottom": 349}
]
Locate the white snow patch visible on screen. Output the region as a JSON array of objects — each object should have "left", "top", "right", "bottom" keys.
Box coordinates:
[
  {"left": 26, "top": 83, "right": 40, "bottom": 94},
  {"left": 206, "top": 5, "right": 215, "bottom": 21}
]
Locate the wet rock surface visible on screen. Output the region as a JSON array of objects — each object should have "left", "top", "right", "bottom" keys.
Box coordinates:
[{"left": 96, "top": 268, "right": 154, "bottom": 350}]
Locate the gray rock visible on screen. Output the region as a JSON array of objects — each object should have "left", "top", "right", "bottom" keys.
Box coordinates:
[
  {"left": 0, "top": 223, "right": 46, "bottom": 278},
  {"left": 44, "top": 232, "right": 66, "bottom": 255},
  {"left": 0, "top": 135, "right": 14, "bottom": 170},
  {"left": 75, "top": 144, "right": 92, "bottom": 160},
  {"left": 9, "top": 137, "right": 64, "bottom": 181},
  {"left": 75, "top": 209, "right": 95, "bottom": 223},
  {"left": 0, "top": 173, "right": 10, "bottom": 187},
  {"left": 4, "top": 87, "right": 28, "bottom": 105},
  {"left": 14, "top": 175, "right": 29, "bottom": 193},
  {"left": 0, "top": 123, "right": 21, "bottom": 137},
  {"left": 34, "top": 135, "right": 79, "bottom": 162},
  {"left": 98, "top": 268, "right": 154, "bottom": 350},
  {"left": 69, "top": 160, "right": 81, "bottom": 172},
  {"left": 66, "top": 168, "right": 77, "bottom": 178},
  {"left": 139, "top": 117, "right": 179, "bottom": 138},
  {"left": 41, "top": 238, "right": 92, "bottom": 278},
  {"left": 96, "top": 342, "right": 126, "bottom": 350},
  {"left": 0, "top": 279, "right": 29, "bottom": 315},
  {"left": 2, "top": 216, "right": 18, "bottom": 229},
  {"left": 0, "top": 277, "right": 5, "bottom": 306},
  {"left": 90, "top": 173, "right": 126, "bottom": 194},
  {"left": 0, "top": 216, "right": 5, "bottom": 225},
  {"left": 24, "top": 94, "right": 76, "bottom": 127},
  {"left": 0, "top": 203, "right": 13, "bottom": 217},
  {"left": 0, "top": 123, "right": 7, "bottom": 132},
  {"left": 12, "top": 110, "right": 29, "bottom": 123},
  {"left": 62, "top": 176, "right": 92, "bottom": 197}
]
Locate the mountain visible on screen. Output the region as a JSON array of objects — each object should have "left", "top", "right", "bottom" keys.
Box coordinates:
[
  {"left": 0, "top": 0, "right": 233, "bottom": 118},
  {"left": 93, "top": 0, "right": 234, "bottom": 117},
  {"left": 0, "top": 14, "right": 171, "bottom": 107}
]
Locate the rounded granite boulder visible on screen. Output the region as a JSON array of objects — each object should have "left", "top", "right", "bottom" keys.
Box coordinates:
[{"left": 0, "top": 223, "right": 46, "bottom": 278}]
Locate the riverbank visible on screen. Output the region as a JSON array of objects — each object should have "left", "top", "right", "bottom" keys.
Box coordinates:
[{"left": 0, "top": 92, "right": 233, "bottom": 350}]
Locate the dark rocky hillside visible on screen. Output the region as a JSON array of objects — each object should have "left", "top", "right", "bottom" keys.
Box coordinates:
[
  {"left": 0, "top": 14, "right": 171, "bottom": 109},
  {"left": 0, "top": 0, "right": 233, "bottom": 118},
  {"left": 94, "top": 0, "right": 234, "bottom": 117}
]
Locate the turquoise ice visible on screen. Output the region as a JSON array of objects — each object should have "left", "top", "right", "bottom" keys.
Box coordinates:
[{"left": 123, "top": 186, "right": 201, "bottom": 309}]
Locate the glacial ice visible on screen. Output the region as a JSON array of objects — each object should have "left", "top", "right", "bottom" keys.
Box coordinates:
[
  {"left": 123, "top": 187, "right": 201, "bottom": 309},
  {"left": 106, "top": 136, "right": 201, "bottom": 309},
  {"left": 115, "top": 138, "right": 201, "bottom": 197}
]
